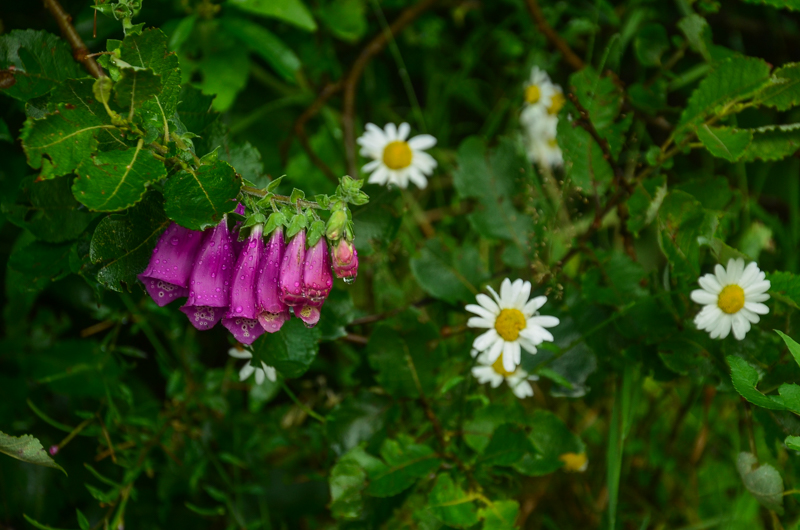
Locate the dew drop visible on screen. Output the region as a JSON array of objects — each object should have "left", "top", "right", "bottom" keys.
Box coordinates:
[{"left": 343, "top": 276, "right": 356, "bottom": 285}]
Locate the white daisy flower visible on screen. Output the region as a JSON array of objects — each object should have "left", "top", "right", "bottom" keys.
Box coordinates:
[
  {"left": 524, "top": 67, "right": 565, "bottom": 116},
  {"left": 228, "top": 347, "right": 277, "bottom": 385},
  {"left": 691, "top": 258, "right": 770, "bottom": 340},
  {"left": 471, "top": 349, "right": 539, "bottom": 398},
  {"left": 523, "top": 127, "right": 563, "bottom": 169},
  {"left": 466, "top": 278, "right": 560, "bottom": 373},
  {"left": 356, "top": 122, "right": 437, "bottom": 189}
]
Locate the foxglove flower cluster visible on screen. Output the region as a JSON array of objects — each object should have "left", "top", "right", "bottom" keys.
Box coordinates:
[
  {"left": 139, "top": 208, "right": 360, "bottom": 346},
  {"left": 520, "top": 66, "right": 564, "bottom": 169}
]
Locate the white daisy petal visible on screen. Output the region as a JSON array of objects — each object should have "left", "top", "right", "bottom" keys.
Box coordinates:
[
  {"left": 356, "top": 123, "right": 437, "bottom": 190},
  {"left": 744, "top": 301, "right": 769, "bottom": 315},
  {"left": 714, "top": 264, "right": 729, "bottom": 286},
  {"left": 476, "top": 294, "right": 500, "bottom": 314},
  {"left": 744, "top": 281, "right": 771, "bottom": 296},
  {"left": 408, "top": 134, "right": 437, "bottom": 150},
  {"left": 465, "top": 304, "right": 496, "bottom": 320},
  {"left": 511, "top": 380, "right": 534, "bottom": 399},
  {"left": 528, "top": 315, "right": 560, "bottom": 328},
  {"left": 467, "top": 317, "right": 494, "bottom": 328},
  {"left": 398, "top": 122, "right": 410, "bottom": 141},
  {"left": 691, "top": 289, "right": 718, "bottom": 305},
  {"left": 473, "top": 329, "right": 500, "bottom": 351},
  {"left": 731, "top": 313, "right": 749, "bottom": 340},
  {"left": 698, "top": 274, "right": 723, "bottom": 294},
  {"left": 524, "top": 296, "right": 548, "bottom": 315}
]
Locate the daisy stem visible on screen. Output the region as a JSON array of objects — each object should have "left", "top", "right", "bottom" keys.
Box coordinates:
[{"left": 280, "top": 380, "right": 327, "bottom": 423}]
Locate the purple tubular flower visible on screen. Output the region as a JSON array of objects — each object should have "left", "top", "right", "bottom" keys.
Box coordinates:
[
  {"left": 332, "top": 239, "right": 358, "bottom": 281},
  {"left": 279, "top": 229, "right": 307, "bottom": 306},
  {"left": 256, "top": 228, "right": 291, "bottom": 333},
  {"left": 180, "top": 218, "right": 236, "bottom": 330},
  {"left": 304, "top": 237, "right": 332, "bottom": 306},
  {"left": 235, "top": 203, "right": 246, "bottom": 215},
  {"left": 137, "top": 223, "right": 204, "bottom": 306},
  {"left": 222, "top": 225, "right": 266, "bottom": 345}
]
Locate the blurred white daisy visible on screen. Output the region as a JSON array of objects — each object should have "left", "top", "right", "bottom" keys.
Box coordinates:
[
  {"left": 357, "top": 122, "right": 437, "bottom": 189},
  {"left": 466, "top": 278, "right": 560, "bottom": 373},
  {"left": 524, "top": 66, "right": 556, "bottom": 110},
  {"left": 525, "top": 131, "right": 563, "bottom": 169},
  {"left": 691, "top": 258, "right": 770, "bottom": 340},
  {"left": 228, "top": 347, "right": 277, "bottom": 385},
  {"left": 471, "top": 349, "right": 539, "bottom": 398}
]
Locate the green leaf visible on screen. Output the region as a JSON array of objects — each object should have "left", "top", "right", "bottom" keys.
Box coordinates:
[
  {"left": 73, "top": 142, "right": 166, "bottom": 212},
  {"left": 319, "top": 0, "right": 368, "bottom": 43},
  {"left": 726, "top": 356, "right": 786, "bottom": 410},
  {"left": 220, "top": 16, "right": 301, "bottom": 82},
  {"left": 329, "top": 445, "right": 383, "bottom": 520},
  {"left": 676, "top": 56, "right": 771, "bottom": 137},
  {"left": 479, "top": 500, "right": 519, "bottom": 530},
  {"left": 479, "top": 423, "right": 530, "bottom": 467},
  {"left": 626, "top": 175, "right": 666, "bottom": 236},
  {"left": 119, "top": 29, "right": 181, "bottom": 120},
  {"left": 558, "top": 118, "right": 614, "bottom": 196},
  {"left": 756, "top": 63, "right": 800, "bottom": 110},
  {"left": 7, "top": 239, "right": 73, "bottom": 291},
  {"left": 634, "top": 23, "right": 669, "bottom": 67},
  {"left": 0, "top": 431, "right": 66, "bottom": 475},
  {"left": 365, "top": 435, "right": 441, "bottom": 497},
  {"left": 163, "top": 160, "right": 241, "bottom": 230},
  {"left": 228, "top": 0, "right": 318, "bottom": 31},
  {"left": 568, "top": 67, "right": 629, "bottom": 157},
  {"left": 656, "top": 191, "right": 718, "bottom": 277},
  {"left": 89, "top": 191, "right": 170, "bottom": 292},
  {"left": 737, "top": 451, "right": 784, "bottom": 514},
  {"left": 739, "top": 0, "right": 800, "bottom": 11},
  {"left": 76, "top": 509, "right": 90, "bottom": 530},
  {"left": 177, "top": 86, "right": 217, "bottom": 135},
  {"left": 739, "top": 123, "right": 800, "bottom": 162},
  {"left": 251, "top": 318, "right": 321, "bottom": 378},
  {"left": 0, "top": 29, "right": 82, "bottom": 101},
  {"left": 786, "top": 435, "right": 800, "bottom": 451},
  {"left": 113, "top": 67, "right": 163, "bottom": 111},
  {"left": 410, "top": 239, "right": 482, "bottom": 304},
  {"left": 677, "top": 14, "right": 712, "bottom": 62},
  {"left": 696, "top": 124, "right": 753, "bottom": 161},
  {"left": 775, "top": 330, "right": 800, "bottom": 368},
  {"left": 514, "top": 410, "right": 584, "bottom": 476},
  {"left": 580, "top": 250, "right": 646, "bottom": 307},
  {"left": 427, "top": 474, "right": 479, "bottom": 528},
  {"left": 3, "top": 175, "right": 97, "bottom": 242}
]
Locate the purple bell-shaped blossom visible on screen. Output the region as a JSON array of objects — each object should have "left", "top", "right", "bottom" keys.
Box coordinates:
[
  {"left": 137, "top": 223, "right": 204, "bottom": 306},
  {"left": 222, "top": 225, "right": 266, "bottom": 345},
  {"left": 256, "top": 228, "right": 291, "bottom": 333},
  {"left": 180, "top": 218, "right": 236, "bottom": 330},
  {"left": 295, "top": 304, "right": 321, "bottom": 328},
  {"left": 332, "top": 239, "right": 358, "bottom": 283},
  {"left": 279, "top": 229, "right": 307, "bottom": 307},
  {"left": 304, "top": 237, "right": 333, "bottom": 306}
]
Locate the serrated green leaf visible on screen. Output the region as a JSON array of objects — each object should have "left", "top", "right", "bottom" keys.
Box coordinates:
[
  {"left": 514, "top": 410, "right": 584, "bottom": 476},
  {"left": 90, "top": 191, "right": 170, "bottom": 292},
  {"left": 726, "top": 356, "right": 786, "bottom": 410},
  {"left": 696, "top": 124, "right": 753, "bottom": 161},
  {"left": 767, "top": 271, "right": 800, "bottom": 308},
  {"left": 163, "top": 160, "right": 241, "bottom": 230},
  {"left": 114, "top": 67, "right": 163, "bottom": 111},
  {"left": 737, "top": 452, "right": 784, "bottom": 514},
  {"left": 0, "top": 29, "right": 82, "bottom": 101},
  {"left": 656, "top": 191, "right": 718, "bottom": 277},
  {"left": 677, "top": 57, "right": 771, "bottom": 137},
  {"left": 755, "top": 63, "right": 800, "bottom": 110},
  {"left": 365, "top": 436, "right": 441, "bottom": 497},
  {"left": 0, "top": 431, "right": 66, "bottom": 475},
  {"left": 251, "top": 318, "right": 321, "bottom": 378},
  {"left": 786, "top": 435, "right": 800, "bottom": 451},
  {"left": 775, "top": 330, "right": 800, "bottom": 369},
  {"left": 558, "top": 118, "right": 614, "bottom": 195},
  {"left": 73, "top": 142, "right": 166, "bottom": 212},
  {"left": 119, "top": 29, "right": 181, "bottom": 122},
  {"left": 228, "top": 0, "right": 317, "bottom": 31},
  {"left": 428, "top": 474, "right": 479, "bottom": 528},
  {"left": 220, "top": 16, "right": 301, "bottom": 81},
  {"left": 479, "top": 500, "right": 519, "bottom": 530},
  {"left": 677, "top": 14, "right": 712, "bottom": 62},
  {"left": 740, "top": 123, "right": 800, "bottom": 161}
]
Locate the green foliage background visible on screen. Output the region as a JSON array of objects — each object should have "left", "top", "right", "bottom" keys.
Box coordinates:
[{"left": 5, "top": 0, "right": 800, "bottom": 528}]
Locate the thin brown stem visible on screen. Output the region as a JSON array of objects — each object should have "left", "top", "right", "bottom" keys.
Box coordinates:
[
  {"left": 43, "top": 0, "right": 106, "bottom": 79},
  {"left": 524, "top": 0, "right": 584, "bottom": 71}
]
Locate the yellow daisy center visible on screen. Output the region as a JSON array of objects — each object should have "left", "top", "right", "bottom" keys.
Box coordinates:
[
  {"left": 525, "top": 84, "right": 541, "bottom": 104},
  {"left": 547, "top": 137, "right": 559, "bottom": 148},
  {"left": 559, "top": 452, "right": 588, "bottom": 472},
  {"left": 717, "top": 284, "right": 745, "bottom": 314},
  {"left": 491, "top": 354, "right": 515, "bottom": 377},
  {"left": 548, "top": 92, "right": 566, "bottom": 115},
  {"left": 494, "top": 308, "right": 526, "bottom": 342},
  {"left": 382, "top": 141, "right": 413, "bottom": 170}
]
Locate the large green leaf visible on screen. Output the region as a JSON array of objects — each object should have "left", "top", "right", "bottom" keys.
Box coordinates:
[
  {"left": 0, "top": 431, "right": 66, "bottom": 475},
  {"left": 219, "top": 16, "right": 301, "bottom": 82},
  {"left": 113, "top": 67, "right": 163, "bottom": 111},
  {"left": 727, "top": 356, "right": 786, "bottom": 410},
  {"left": 73, "top": 143, "right": 166, "bottom": 211},
  {"left": 163, "top": 160, "right": 241, "bottom": 230},
  {"left": 89, "top": 191, "right": 170, "bottom": 291},
  {"left": 756, "top": 63, "right": 800, "bottom": 110},
  {"left": 427, "top": 474, "right": 479, "bottom": 528},
  {"left": 0, "top": 29, "right": 81, "bottom": 101},
  {"left": 365, "top": 435, "right": 441, "bottom": 497},
  {"left": 251, "top": 318, "right": 321, "bottom": 378},
  {"left": 740, "top": 123, "right": 800, "bottom": 162},
  {"left": 696, "top": 124, "right": 753, "bottom": 161},
  {"left": 228, "top": 0, "right": 317, "bottom": 31},
  {"left": 119, "top": 29, "right": 181, "bottom": 120},
  {"left": 677, "top": 56, "right": 771, "bottom": 137}
]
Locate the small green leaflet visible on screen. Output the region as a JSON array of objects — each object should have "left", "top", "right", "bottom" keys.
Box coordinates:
[
  {"left": 113, "top": 67, "right": 163, "bottom": 113},
  {"left": 163, "top": 160, "right": 241, "bottom": 231},
  {"left": 73, "top": 141, "right": 167, "bottom": 212},
  {"left": 219, "top": 16, "right": 301, "bottom": 82},
  {"left": 0, "top": 29, "right": 81, "bottom": 101},
  {"left": 775, "top": 330, "right": 800, "bottom": 368},
  {"left": 0, "top": 431, "right": 66, "bottom": 475},
  {"left": 90, "top": 191, "right": 170, "bottom": 292},
  {"left": 696, "top": 125, "right": 753, "bottom": 161},
  {"left": 726, "top": 356, "right": 786, "bottom": 410},
  {"left": 119, "top": 29, "right": 181, "bottom": 120},
  {"left": 479, "top": 500, "right": 520, "bottom": 530},
  {"left": 251, "top": 318, "right": 321, "bottom": 378},
  {"left": 227, "top": 0, "right": 318, "bottom": 31},
  {"left": 427, "top": 474, "right": 479, "bottom": 528},
  {"left": 365, "top": 436, "right": 441, "bottom": 497}
]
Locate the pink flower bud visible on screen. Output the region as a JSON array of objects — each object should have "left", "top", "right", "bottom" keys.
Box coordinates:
[
  {"left": 138, "top": 223, "right": 204, "bottom": 306},
  {"left": 332, "top": 239, "right": 358, "bottom": 282},
  {"left": 222, "top": 225, "right": 265, "bottom": 345},
  {"left": 49, "top": 445, "right": 59, "bottom": 456},
  {"left": 180, "top": 218, "right": 236, "bottom": 330},
  {"left": 279, "top": 229, "right": 307, "bottom": 306},
  {"left": 303, "top": 237, "right": 332, "bottom": 306},
  {"left": 256, "top": 228, "right": 290, "bottom": 333}
]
